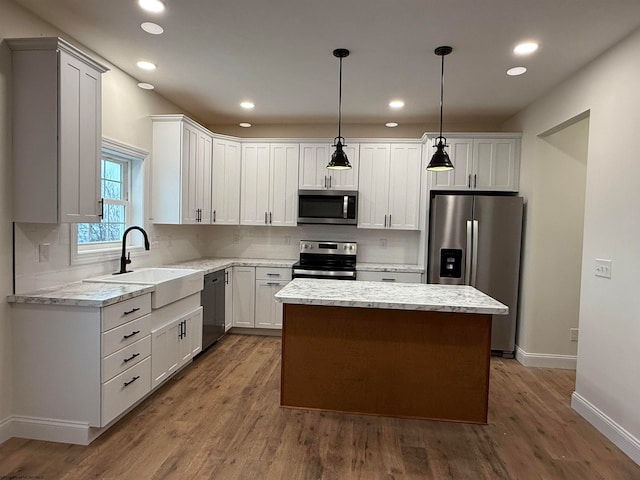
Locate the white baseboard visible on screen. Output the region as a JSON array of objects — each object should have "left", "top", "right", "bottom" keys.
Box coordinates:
[
  {"left": 572, "top": 392, "right": 640, "bottom": 465},
  {"left": 0, "top": 415, "right": 12, "bottom": 445},
  {"left": 515, "top": 345, "right": 577, "bottom": 369},
  {"left": 10, "top": 416, "right": 102, "bottom": 445}
]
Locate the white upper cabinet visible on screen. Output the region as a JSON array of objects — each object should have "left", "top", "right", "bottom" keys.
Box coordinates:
[
  {"left": 212, "top": 137, "right": 241, "bottom": 224},
  {"left": 428, "top": 136, "right": 520, "bottom": 192},
  {"left": 8, "top": 37, "right": 109, "bottom": 223},
  {"left": 241, "top": 143, "right": 298, "bottom": 226},
  {"left": 298, "top": 143, "right": 359, "bottom": 190},
  {"left": 358, "top": 143, "right": 422, "bottom": 230},
  {"left": 151, "top": 115, "right": 213, "bottom": 224}
]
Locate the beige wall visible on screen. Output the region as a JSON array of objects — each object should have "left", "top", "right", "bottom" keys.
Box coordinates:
[{"left": 504, "top": 27, "right": 640, "bottom": 462}]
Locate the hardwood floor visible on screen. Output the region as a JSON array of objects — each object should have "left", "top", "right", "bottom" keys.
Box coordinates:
[{"left": 1, "top": 334, "right": 638, "bottom": 479}]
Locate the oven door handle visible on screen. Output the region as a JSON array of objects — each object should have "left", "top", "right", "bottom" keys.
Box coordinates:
[{"left": 293, "top": 268, "right": 356, "bottom": 278}]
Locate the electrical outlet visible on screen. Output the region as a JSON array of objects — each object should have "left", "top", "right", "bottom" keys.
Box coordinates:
[
  {"left": 570, "top": 328, "right": 579, "bottom": 342},
  {"left": 39, "top": 243, "right": 50, "bottom": 263},
  {"left": 595, "top": 259, "right": 612, "bottom": 278}
]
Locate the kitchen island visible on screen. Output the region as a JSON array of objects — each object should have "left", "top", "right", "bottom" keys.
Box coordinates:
[{"left": 275, "top": 279, "right": 508, "bottom": 424}]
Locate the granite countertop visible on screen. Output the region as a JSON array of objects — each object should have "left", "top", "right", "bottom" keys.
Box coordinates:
[
  {"left": 356, "top": 263, "right": 424, "bottom": 273},
  {"left": 8, "top": 282, "right": 154, "bottom": 308},
  {"left": 275, "top": 278, "right": 508, "bottom": 315},
  {"left": 164, "top": 257, "right": 296, "bottom": 275}
]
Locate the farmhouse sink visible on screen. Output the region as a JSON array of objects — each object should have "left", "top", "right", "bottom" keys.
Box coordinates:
[{"left": 85, "top": 268, "right": 204, "bottom": 308}]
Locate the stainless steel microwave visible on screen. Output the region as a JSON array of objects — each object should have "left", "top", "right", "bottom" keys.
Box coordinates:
[{"left": 297, "top": 190, "right": 358, "bottom": 225}]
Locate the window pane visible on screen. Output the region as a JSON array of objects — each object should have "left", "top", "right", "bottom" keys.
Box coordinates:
[
  {"left": 103, "top": 160, "right": 122, "bottom": 181},
  {"left": 103, "top": 180, "right": 122, "bottom": 200}
]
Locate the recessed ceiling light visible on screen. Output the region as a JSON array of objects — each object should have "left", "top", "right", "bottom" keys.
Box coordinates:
[
  {"left": 514, "top": 42, "right": 539, "bottom": 55},
  {"left": 240, "top": 102, "right": 255, "bottom": 109},
  {"left": 507, "top": 66, "right": 527, "bottom": 76},
  {"left": 389, "top": 100, "right": 405, "bottom": 108},
  {"left": 239, "top": 122, "right": 252, "bottom": 128},
  {"left": 138, "top": 0, "right": 165, "bottom": 13},
  {"left": 141, "top": 22, "right": 164, "bottom": 35},
  {"left": 136, "top": 60, "right": 157, "bottom": 71},
  {"left": 137, "top": 82, "right": 155, "bottom": 90},
  {"left": 385, "top": 122, "right": 398, "bottom": 128}
]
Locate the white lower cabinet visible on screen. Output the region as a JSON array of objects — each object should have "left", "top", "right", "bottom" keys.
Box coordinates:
[
  {"left": 232, "top": 266, "right": 256, "bottom": 327},
  {"left": 357, "top": 271, "right": 422, "bottom": 283},
  {"left": 150, "top": 301, "right": 203, "bottom": 390},
  {"left": 254, "top": 267, "right": 291, "bottom": 329}
]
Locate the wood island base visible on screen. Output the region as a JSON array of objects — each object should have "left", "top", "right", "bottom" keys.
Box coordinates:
[{"left": 280, "top": 303, "right": 492, "bottom": 424}]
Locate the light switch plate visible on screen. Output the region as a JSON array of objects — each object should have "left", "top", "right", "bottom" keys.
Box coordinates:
[{"left": 595, "top": 258, "right": 612, "bottom": 278}]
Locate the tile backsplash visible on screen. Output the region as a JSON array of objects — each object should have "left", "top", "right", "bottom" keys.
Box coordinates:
[{"left": 13, "top": 223, "right": 421, "bottom": 293}]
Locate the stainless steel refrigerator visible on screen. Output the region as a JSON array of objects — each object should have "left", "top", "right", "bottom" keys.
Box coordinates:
[{"left": 427, "top": 194, "right": 524, "bottom": 357}]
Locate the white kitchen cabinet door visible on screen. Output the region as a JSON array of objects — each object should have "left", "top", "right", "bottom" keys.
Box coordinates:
[
  {"left": 181, "top": 124, "right": 212, "bottom": 224},
  {"left": 240, "top": 144, "right": 271, "bottom": 225},
  {"left": 254, "top": 280, "right": 286, "bottom": 329},
  {"left": 224, "top": 268, "right": 233, "bottom": 331},
  {"left": 473, "top": 138, "right": 519, "bottom": 191},
  {"left": 232, "top": 266, "right": 256, "bottom": 327},
  {"left": 298, "top": 143, "right": 359, "bottom": 190},
  {"left": 9, "top": 38, "right": 108, "bottom": 223},
  {"left": 212, "top": 138, "right": 241, "bottom": 224},
  {"left": 269, "top": 143, "right": 299, "bottom": 227},
  {"left": 151, "top": 319, "right": 181, "bottom": 389},
  {"left": 357, "top": 144, "right": 391, "bottom": 229},
  {"left": 388, "top": 144, "right": 422, "bottom": 230},
  {"left": 187, "top": 307, "right": 203, "bottom": 358},
  {"left": 152, "top": 115, "right": 213, "bottom": 224},
  {"left": 298, "top": 143, "right": 330, "bottom": 190}
]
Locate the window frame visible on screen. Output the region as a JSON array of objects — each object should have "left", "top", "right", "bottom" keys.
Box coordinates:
[{"left": 70, "top": 137, "right": 148, "bottom": 266}]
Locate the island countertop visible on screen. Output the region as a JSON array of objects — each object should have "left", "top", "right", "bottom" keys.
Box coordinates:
[{"left": 275, "top": 278, "right": 508, "bottom": 315}]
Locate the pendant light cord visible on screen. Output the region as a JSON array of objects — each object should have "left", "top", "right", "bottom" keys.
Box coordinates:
[
  {"left": 338, "top": 55, "right": 343, "bottom": 140},
  {"left": 439, "top": 52, "right": 444, "bottom": 140}
]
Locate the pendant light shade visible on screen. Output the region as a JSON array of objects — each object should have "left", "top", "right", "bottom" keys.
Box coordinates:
[
  {"left": 427, "top": 46, "right": 454, "bottom": 172},
  {"left": 328, "top": 48, "right": 351, "bottom": 170}
]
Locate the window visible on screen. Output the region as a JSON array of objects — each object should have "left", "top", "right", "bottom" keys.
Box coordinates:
[{"left": 71, "top": 138, "right": 147, "bottom": 265}]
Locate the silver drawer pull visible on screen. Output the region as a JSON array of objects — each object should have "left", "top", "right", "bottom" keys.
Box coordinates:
[
  {"left": 266, "top": 273, "right": 281, "bottom": 277},
  {"left": 124, "top": 307, "right": 140, "bottom": 315},
  {"left": 381, "top": 278, "right": 396, "bottom": 282},
  {"left": 123, "top": 375, "right": 140, "bottom": 387},
  {"left": 123, "top": 330, "right": 140, "bottom": 339},
  {"left": 123, "top": 352, "right": 140, "bottom": 363},
  {"left": 266, "top": 282, "right": 281, "bottom": 286}
]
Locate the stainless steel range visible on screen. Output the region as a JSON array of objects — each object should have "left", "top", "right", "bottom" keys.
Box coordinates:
[{"left": 291, "top": 240, "right": 357, "bottom": 280}]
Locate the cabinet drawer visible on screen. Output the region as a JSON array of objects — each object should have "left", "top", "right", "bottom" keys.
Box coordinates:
[
  {"left": 255, "top": 267, "right": 292, "bottom": 281},
  {"left": 102, "top": 335, "right": 151, "bottom": 382},
  {"left": 102, "top": 294, "right": 152, "bottom": 331},
  {"left": 102, "top": 356, "right": 151, "bottom": 426},
  {"left": 102, "top": 314, "right": 151, "bottom": 357},
  {"left": 357, "top": 271, "right": 422, "bottom": 283}
]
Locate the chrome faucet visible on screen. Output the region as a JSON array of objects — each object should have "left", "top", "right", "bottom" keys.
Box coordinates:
[{"left": 115, "top": 226, "right": 150, "bottom": 275}]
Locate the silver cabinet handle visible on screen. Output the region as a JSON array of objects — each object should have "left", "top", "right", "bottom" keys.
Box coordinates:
[
  {"left": 468, "top": 175, "right": 471, "bottom": 188},
  {"left": 266, "top": 282, "right": 280, "bottom": 286},
  {"left": 381, "top": 278, "right": 396, "bottom": 282},
  {"left": 269, "top": 212, "right": 272, "bottom": 224},
  {"left": 388, "top": 214, "right": 391, "bottom": 227},
  {"left": 264, "top": 212, "right": 268, "bottom": 224},
  {"left": 213, "top": 210, "right": 216, "bottom": 223},
  {"left": 266, "top": 273, "right": 281, "bottom": 277},
  {"left": 474, "top": 174, "right": 477, "bottom": 188},
  {"left": 329, "top": 176, "right": 332, "bottom": 188},
  {"left": 384, "top": 214, "right": 387, "bottom": 227},
  {"left": 225, "top": 271, "right": 229, "bottom": 284},
  {"left": 324, "top": 176, "right": 328, "bottom": 188}
]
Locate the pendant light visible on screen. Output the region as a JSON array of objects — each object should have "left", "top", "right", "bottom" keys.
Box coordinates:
[
  {"left": 427, "top": 46, "right": 454, "bottom": 171},
  {"left": 327, "top": 48, "right": 351, "bottom": 170}
]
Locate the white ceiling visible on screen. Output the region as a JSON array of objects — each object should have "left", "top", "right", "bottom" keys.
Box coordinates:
[{"left": 11, "top": 0, "right": 640, "bottom": 127}]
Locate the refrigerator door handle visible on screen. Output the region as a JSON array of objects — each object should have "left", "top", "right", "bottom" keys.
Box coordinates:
[
  {"left": 471, "top": 220, "right": 479, "bottom": 286},
  {"left": 465, "top": 220, "right": 473, "bottom": 285}
]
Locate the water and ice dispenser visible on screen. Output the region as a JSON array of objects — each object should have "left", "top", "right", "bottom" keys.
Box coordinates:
[{"left": 439, "top": 249, "right": 463, "bottom": 278}]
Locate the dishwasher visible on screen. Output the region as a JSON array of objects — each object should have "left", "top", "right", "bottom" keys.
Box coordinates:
[{"left": 201, "top": 269, "right": 226, "bottom": 352}]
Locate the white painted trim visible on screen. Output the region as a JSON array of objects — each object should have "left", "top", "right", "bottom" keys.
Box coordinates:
[
  {"left": 572, "top": 392, "right": 640, "bottom": 466},
  {"left": 9, "top": 416, "right": 102, "bottom": 445},
  {"left": 515, "top": 345, "right": 577, "bottom": 369},
  {"left": 0, "top": 415, "right": 12, "bottom": 445}
]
